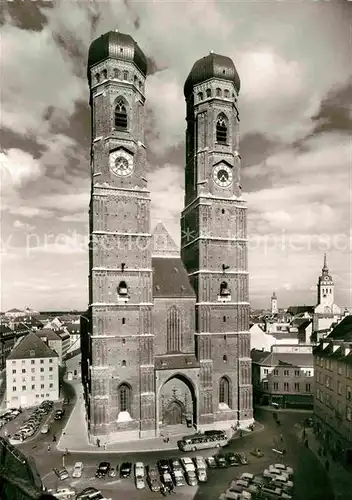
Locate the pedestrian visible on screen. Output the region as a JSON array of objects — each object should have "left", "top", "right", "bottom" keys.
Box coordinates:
[
  {"left": 52, "top": 435, "right": 57, "bottom": 442},
  {"left": 47, "top": 444, "right": 51, "bottom": 452},
  {"left": 325, "top": 460, "right": 330, "bottom": 472},
  {"left": 103, "top": 442, "right": 107, "bottom": 451},
  {"left": 96, "top": 438, "right": 100, "bottom": 448},
  {"left": 280, "top": 434, "right": 283, "bottom": 442},
  {"left": 160, "top": 484, "right": 167, "bottom": 497}
]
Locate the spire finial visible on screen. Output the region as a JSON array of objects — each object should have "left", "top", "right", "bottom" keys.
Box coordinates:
[
  {"left": 323, "top": 253, "right": 328, "bottom": 270},
  {"left": 210, "top": 50, "right": 214, "bottom": 54}
]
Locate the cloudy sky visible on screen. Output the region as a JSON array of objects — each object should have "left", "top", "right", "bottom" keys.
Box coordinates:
[{"left": 1, "top": 0, "right": 351, "bottom": 312}]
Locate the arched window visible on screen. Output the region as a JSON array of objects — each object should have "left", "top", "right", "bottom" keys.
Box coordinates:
[
  {"left": 216, "top": 88, "right": 222, "bottom": 97},
  {"left": 167, "top": 306, "right": 182, "bottom": 353},
  {"left": 119, "top": 383, "right": 131, "bottom": 412},
  {"left": 114, "top": 98, "right": 128, "bottom": 129},
  {"left": 223, "top": 355, "right": 227, "bottom": 362},
  {"left": 117, "top": 280, "right": 128, "bottom": 297},
  {"left": 113, "top": 68, "right": 119, "bottom": 79},
  {"left": 102, "top": 69, "right": 107, "bottom": 80},
  {"left": 224, "top": 89, "right": 229, "bottom": 98},
  {"left": 206, "top": 88, "right": 212, "bottom": 98},
  {"left": 122, "top": 318, "right": 125, "bottom": 324},
  {"left": 95, "top": 73, "right": 100, "bottom": 83},
  {"left": 223, "top": 316, "right": 226, "bottom": 322},
  {"left": 216, "top": 114, "right": 228, "bottom": 144},
  {"left": 220, "top": 281, "right": 231, "bottom": 297},
  {"left": 123, "top": 70, "right": 128, "bottom": 80},
  {"left": 121, "top": 360, "right": 126, "bottom": 367},
  {"left": 139, "top": 80, "right": 142, "bottom": 90},
  {"left": 219, "top": 376, "right": 230, "bottom": 405},
  {"left": 134, "top": 75, "right": 138, "bottom": 85},
  {"left": 197, "top": 92, "right": 203, "bottom": 101}
]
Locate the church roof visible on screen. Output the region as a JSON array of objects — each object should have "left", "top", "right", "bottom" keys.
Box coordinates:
[
  {"left": 152, "top": 257, "right": 195, "bottom": 299},
  {"left": 7, "top": 332, "right": 58, "bottom": 360},
  {"left": 326, "top": 315, "right": 352, "bottom": 341},
  {"left": 152, "top": 222, "right": 179, "bottom": 257},
  {"left": 287, "top": 306, "right": 314, "bottom": 316},
  {"left": 88, "top": 30, "right": 147, "bottom": 76}
]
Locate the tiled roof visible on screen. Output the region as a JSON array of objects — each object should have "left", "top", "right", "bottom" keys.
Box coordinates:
[
  {"left": 254, "top": 351, "right": 313, "bottom": 368},
  {"left": 154, "top": 354, "right": 199, "bottom": 370},
  {"left": 251, "top": 349, "right": 271, "bottom": 363},
  {"left": 36, "top": 328, "right": 62, "bottom": 341},
  {"left": 64, "top": 323, "right": 80, "bottom": 334},
  {"left": 152, "top": 257, "right": 195, "bottom": 298},
  {"left": 7, "top": 332, "right": 58, "bottom": 360},
  {"left": 326, "top": 315, "right": 352, "bottom": 341},
  {"left": 152, "top": 222, "right": 179, "bottom": 257},
  {"left": 291, "top": 318, "right": 312, "bottom": 330},
  {"left": 6, "top": 308, "right": 22, "bottom": 313},
  {"left": 0, "top": 325, "right": 12, "bottom": 335}
]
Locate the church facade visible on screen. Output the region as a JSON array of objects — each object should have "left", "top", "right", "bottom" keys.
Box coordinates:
[{"left": 81, "top": 30, "right": 253, "bottom": 442}]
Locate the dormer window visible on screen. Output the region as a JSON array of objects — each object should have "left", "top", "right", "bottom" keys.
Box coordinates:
[
  {"left": 114, "top": 68, "right": 119, "bottom": 79},
  {"left": 206, "top": 88, "right": 212, "bottom": 98},
  {"left": 123, "top": 70, "right": 128, "bottom": 80},
  {"left": 224, "top": 89, "right": 229, "bottom": 98},
  {"left": 216, "top": 88, "right": 222, "bottom": 97},
  {"left": 29, "top": 350, "right": 35, "bottom": 357},
  {"left": 102, "top": 69, "right": 107, "bottom": 80},
  {"left": 95, "top": 73, "right": 100, "bottom": 84},
  {"left": 134, "top": 75, "right": 138, "bottom": 85},
  {"left": 197, "top": 92, "right": 203, "bottom": 101},
  {"left": 117, "top": 281, "right": 128, "bottom": 297}
]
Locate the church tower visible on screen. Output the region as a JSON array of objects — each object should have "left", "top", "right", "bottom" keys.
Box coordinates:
[
  {"left": 86, "top": 31, "right": 155, "bottom": 441},
  {"left": 181, "top": 53, "right": 253, "bottom": 427},
  {"left": 271, "top": 291, "right": 278, "bottom": 315},
  {"left": 317, "top": 254, "right": 334, "bottom": 309}
]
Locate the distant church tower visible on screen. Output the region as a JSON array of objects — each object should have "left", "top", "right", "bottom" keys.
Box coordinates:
[
  {"left": 181, "top": 52, "right": 253, "bottom": 425},
  {"left": 271, "top": 291, "right": 278, "bottom": 315},
  {"left": 85, "top": 31, "right": 155, "bottom": 440},
  {"left": 317, "top": 254, "right": 334, "bottom": 309}
]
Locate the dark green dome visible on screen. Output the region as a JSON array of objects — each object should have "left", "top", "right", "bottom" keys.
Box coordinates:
[
  {"left": 88, "top": 30, "right": 147, "bottom": 77},
  {"left": 184, "top": 52, "right": 240, "bottom": 97}
]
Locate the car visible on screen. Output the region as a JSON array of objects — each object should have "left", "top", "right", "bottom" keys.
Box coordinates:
[
  {"left": 52, "top": 487, "right": 76, "bottom": 499},
  {"left": 54, "top": 409, "right": 65, "bottom": 420},
  {"left": 135, "top": 461, "right": 145, "bottom": 477},
  {"left": 169, "top": 458, "right": 183, "bottom": 472},
  {"left": 180, "top": 456, "right": 195, "bottom": 472},
  {"left": 146, "top": 465, "right": 159, "bottom": 478},
  {"left": 185, "top": 470, "right": 198, "bottom": 486},
  {"left": 41, "top": 424, "right": 50, "bottom": 434},
  {"left": 95, "top": 461, "right": 110, "bottom": 478},
  {"left": 147, "top": 475, "right": 160, "bottom": 492},
  {"left": 72, "top": 462, "right": 84, "bottom": 478},
  {"left": 236, "top": 452, "right": 248, "bottom": 465},
  {"left": 157, "top": 459, "right": 170, "bottom": 474},
  {"left": 9, "top": 434, "right": 24, "bottom": 444},
  {"left": 10, "top": 409, "right": 21, "bottom": 417},
  {"left": 120, "top": 462, "right": 132, "bottom": 478},
  {"left": 196, "top": 468, "right": 207, "bottom": 482},
  {"left": 172, "top": 469, "right": 186, "bottom": 487},
  {"left": 135, "top": 475, "right": 145, "bottom": 489},
  {"left": 108, "top": 467, "right": 116, "bottom": 478},
  {"left": 225, "top": 452, "right": 240, "bottom": 467},
  {"left": 206, "top": 456, "right": 217, "bottom": 468},
  {"left": 215, "top": 454, "right": 227, "bottom": 468},
  {"left": 75, "top": 487, "right": 102, "bottom": 499},
  {"left": 193, "top": 456, "right": 207, "bottom": 470},
  {"left": 240, "top": 472, "right": 254, "bottom": 482},
  {"left": 250, "top": 448, "right": 264, "bottom": 458},
  {"left": 53, "top": 468, "right": 69, "bottom": 480},
  {"left": 273, "top": 463, "right": 294, "bottom": 476},
  {"left": 161, "top": 472, "right": 174, "bottom": 489}
]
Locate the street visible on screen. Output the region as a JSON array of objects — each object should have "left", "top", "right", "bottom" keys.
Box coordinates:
[{"left": 12, "top": 402, "right": 338, "bottom": 500}]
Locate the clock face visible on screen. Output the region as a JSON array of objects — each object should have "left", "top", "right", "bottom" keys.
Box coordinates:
[
  {"left": 213, "top": 163, "right": 233, "bottom": 188},
  {"left": 109, "top": 150, "right": 134, "bottom": 177}
]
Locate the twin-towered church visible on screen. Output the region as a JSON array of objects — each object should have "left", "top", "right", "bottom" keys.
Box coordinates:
[{"left": 81, "top": 30, "right": 253, "bottom": 442}]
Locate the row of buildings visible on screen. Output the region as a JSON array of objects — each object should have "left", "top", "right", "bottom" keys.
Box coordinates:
[{"left": 1, "top": 312, "right": 82, "bottom": 408}]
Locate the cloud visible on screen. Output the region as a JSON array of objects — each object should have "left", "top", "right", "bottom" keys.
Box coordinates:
[
  {"left": 0, "top": 148, "right": 42, "bottom": 190},
  {"left": 13, "top": 220, "right": 36, "bottom": 232}
]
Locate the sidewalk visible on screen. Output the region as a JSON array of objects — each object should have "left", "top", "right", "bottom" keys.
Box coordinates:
[
  {"left": 295, "top": 424, "right": 352, "bottom": 500},
  {"left": 58, "top": 381, "right": 264, "bottom": 454},
  {"left": 256, "top": 405, "right": 313, "bottom": 414}
]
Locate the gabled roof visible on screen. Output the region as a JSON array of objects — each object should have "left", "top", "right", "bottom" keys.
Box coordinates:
[
  {"left": 213, "top": 159, "right": 233, "bottom": 168},
  {"left": 326, "top": 315, "right": 352, "bottom": 341},
  {"left": 152, "top": 222, "right": 179, "bottom": 257},
  {"left": 7, "top": 332, "right": 58, "bottom": 360},
  {"left": 152, "top": 257, "right": 195, "bottom": 298},
  {"left": 0, "top": 324, "right": 12, "bottom": 335},
  {"left": 6, "top": 308, "right": 22, "bottom": 313},
  {"left": 36, "top": 328, "right": 62, "bottom": 341},
  {"left": 252, "top": 350, "right": 313, "bottom": 368},
  {"left": 64, "top": 323, "right": 80, "bottom": 334},
  {"left": 291, "top": 318, "right": 312, "bottom": 330},
  {"left": 251, "top": 349, "right": 271, "bottom": 363}
]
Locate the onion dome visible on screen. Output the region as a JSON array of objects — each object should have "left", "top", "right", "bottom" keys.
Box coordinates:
[
  {"left": 184, "top": 52, "right": 240, "bottom": 98},
  {"left": 88, "top": 30, "right": 147, "bottom": 77}
]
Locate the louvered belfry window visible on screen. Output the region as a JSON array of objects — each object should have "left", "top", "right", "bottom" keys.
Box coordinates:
[
  {"left": 114, "top": 98, "right": 128, "bottom": 129},
  {"left": 216, "top": 113, "right": 228, "bottom": 144}
]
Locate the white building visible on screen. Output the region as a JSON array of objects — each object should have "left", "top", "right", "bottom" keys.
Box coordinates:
[
  {"left": 271, "top": 291, "right": 278, "bottom": 315},
  {"left": 6, "top": 332, "right": 59, "bottom": 408}
]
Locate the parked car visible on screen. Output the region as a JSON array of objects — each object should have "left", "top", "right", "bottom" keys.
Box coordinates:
[
  {"left": 236, "top": 452, "right": 248, "bottom": 465},
  {"left": 54, "top": 409, "right": 65, "bottom": 420},
  {"left": 72, "top": 462, "right": 84, "bottom": 478},
  {"left": 206, "top": 456, "right": 217, "bottom": 468},
  {"left": 135, "top": 461, "right": 145, "bottom": 477},
  {"left": 250, "top": 448, "right": 264, "bottom": 458},
  {"left": 196, "top": 468, "right": 207, "bottom": 482},
  {"left": 157, "top": 459, "right": 170, "bottom": 475},
  {"left": 161, "top": 472, "right": 174, "bottom": 490},
  {"left": 41, "top": 424, "right": 50, "bottom": 434},
  {"left": 135, "top": 475, "right": 145, "bottom": 490},
  {"left": 75, "top": 487, "right": 101, "bottom": 499},
  {"left": 169, "top": 458, "right": 183, "bottom": 472},
  {"left": 185, "top": 470, "right": 198, "bottom": 486},
  {"left": 147, "top": 475, "right": 160, "bottom": 492},
  {"left": 108, "top": 467, "right": 116, "bottom": 478},
  {"left": 215, "top": 454, "right": 227, "bottom": 468},
  {"left": 193, "top": 456, "right": 207, "bottom": 470},
  {"left": 180, "top": 456, "right": 195, "bottom": 472},
  {"left": 120, "top": 462, "right": 132, "bottom": 478},
  {"left": 53, "top": 468, "right": 69, "bottom": 480},
  {"left": 172, "top": 469, "right": 186, "bottom": 487},
  {"left": 52, "top": 487, "right": 76, "bottom": 499},
  {"left": 225, "top": 452, "right": 240, "bottom": 467},
  {"left": 95, "top": 462, "right": 110, "bottom": 478}
]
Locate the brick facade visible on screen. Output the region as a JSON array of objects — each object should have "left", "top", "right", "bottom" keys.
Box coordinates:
[{"left": 82, "top": 32, "right": 253, "bottom": 443}]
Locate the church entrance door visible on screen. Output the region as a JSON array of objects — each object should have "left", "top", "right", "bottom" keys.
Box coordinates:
[{"left": 163, "top": 400, "right": 183, "bottom": 425}]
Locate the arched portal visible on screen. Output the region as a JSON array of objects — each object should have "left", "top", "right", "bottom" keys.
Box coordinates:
[{"left": 159, "top": 374, "right": 197, "bottom": 429}]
